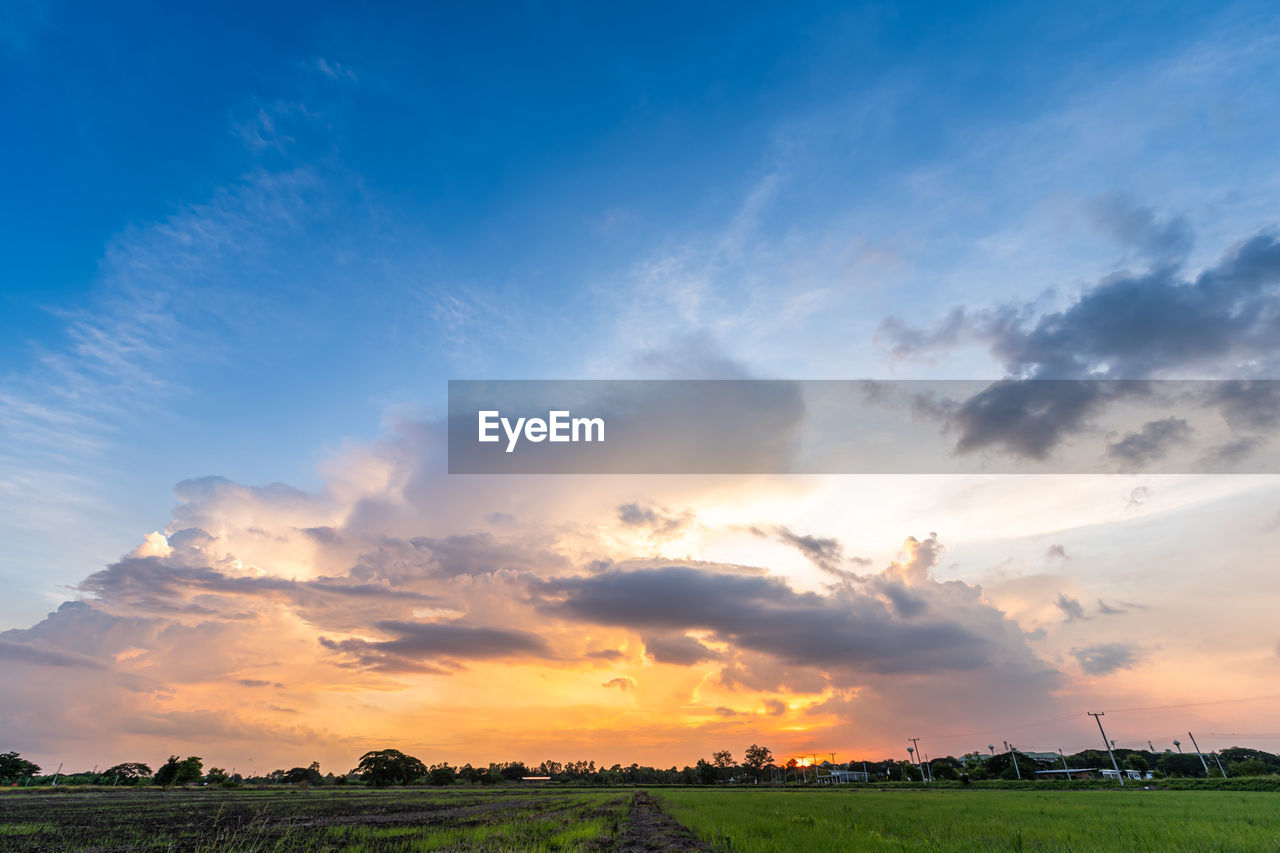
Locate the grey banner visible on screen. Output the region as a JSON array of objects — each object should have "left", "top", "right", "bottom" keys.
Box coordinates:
[{"left": 447, "top": 379, "right": 1280, "bottom": 474}]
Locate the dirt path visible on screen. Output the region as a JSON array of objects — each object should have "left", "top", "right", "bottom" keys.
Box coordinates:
[{"left": 614, "top": 791, "right": 711, "bottom": 852}]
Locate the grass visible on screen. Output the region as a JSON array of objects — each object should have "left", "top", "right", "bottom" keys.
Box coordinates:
[
  {"left": 652, "top": 787, "right": 1280, "bottom": 852},
  {"left": 3, "top": 784, "right": 1277, "bottom": 851}
]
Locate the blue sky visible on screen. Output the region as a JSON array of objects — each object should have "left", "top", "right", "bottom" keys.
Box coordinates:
[
  {"left": 3, "top": 3, "right": 1280, "bottom": 768},
  {"left": 6, "top": 1, "right": 1280, "bottom": 623}
]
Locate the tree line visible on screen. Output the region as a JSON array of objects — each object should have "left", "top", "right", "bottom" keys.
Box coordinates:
[{"left": 3, "top": 743, "right": 1278, "bottom": 788}]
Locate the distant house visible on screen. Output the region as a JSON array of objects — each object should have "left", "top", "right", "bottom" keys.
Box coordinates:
[
  {"left": 817, "top": 763, "right": 871, "bottom": 784},
  {"left": 1034, "top": 767, "right": 1098, "bottom": 780},
  {"left": 1100, "top": 768, "right": 1154, "bottom": 781},
  {"left": 520, "top": 776, "right": 552, "bottom": 783}
]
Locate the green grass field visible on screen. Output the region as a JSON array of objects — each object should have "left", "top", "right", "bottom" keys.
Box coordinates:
[
  {"left": 655, "top": 787, "right": 1280, "bottom": 852},
  {"left": 2, "top": 785, "right": 1278, "bottom": 851}
]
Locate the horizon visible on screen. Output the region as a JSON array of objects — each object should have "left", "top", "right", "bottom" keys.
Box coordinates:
[{"left": 4, "top": 1, "right": 1280, "bottom": 777}]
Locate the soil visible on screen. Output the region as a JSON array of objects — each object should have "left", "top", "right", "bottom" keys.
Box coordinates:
[{"left": 614, "top": 791, "right": 711, "bottom": 852}]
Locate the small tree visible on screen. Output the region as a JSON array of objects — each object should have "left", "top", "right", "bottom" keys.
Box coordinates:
[
  {"left": 102, "top": 762, "right": 152, "bottom": 783},
  {"left": 205, "top": 767, "right": 230, "bottom": 785},
  {"left": 356, "top": 749, "right": 428, "bottom": 786},
  {"left": 712, "top": 750, "right": 734, "bottom": 768}
]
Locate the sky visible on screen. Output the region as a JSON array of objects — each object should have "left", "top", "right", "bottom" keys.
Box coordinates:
[{"left": 2, "top": 0, "right": 1280, "bottom": 774}]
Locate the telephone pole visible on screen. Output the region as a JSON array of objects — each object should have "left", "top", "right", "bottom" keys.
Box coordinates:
[
  {"left": 1187, "top": 732, "right": 1210, "bottom": 776},
  {"left": 1008, "top": 745, "right": 1021, "bottom": 780},
  {"left": 1088, "top": 712, "right": 1124, "bottom": 786},
  {"left": 908, "top": 739, "right": 926, "bottom": 784}
]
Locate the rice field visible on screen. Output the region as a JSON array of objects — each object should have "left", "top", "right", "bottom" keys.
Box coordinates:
[
  {"left": 2, "top": 785, "right": 1277, "bottom": 851},
  {"left": 654, "top": 787, "right": 1280, "bottom": 852}
]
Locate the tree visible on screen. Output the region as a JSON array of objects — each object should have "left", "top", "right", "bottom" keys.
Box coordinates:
[
  {"left": 281, "top": 766, "right": 323, "bottom": 785},
  {"left": 205, "top": 767, "right": 230, "bottom": 784},
  {"left": 0, "top": 752, "right": 40, "bottom": 783},
  {"left": 743, "top": 744, "right": 773, "bottom": 781},
  {"left": 154, "top": 756, "right": 203, "bottom": 786},
  {"left": 1230, "top": 758, "right": 1272, "bottom": 777},
  {"left": 1125, "top": 755, "right": 1149, "bottom": 772},
  {"left": 428, "top": 764, "right": 457, "bottom": 786},
  {"left": 356, "top": 749, "right": 427, "bottom": 786},
  {"left": 102, "top": 762, "right": 152, "bottom": 782},
  {"left": 695, "top": 758, "right": 718, "bottom": 785},
  {"left": 712, "top": 750, "right": 734, "bottom": 768}
]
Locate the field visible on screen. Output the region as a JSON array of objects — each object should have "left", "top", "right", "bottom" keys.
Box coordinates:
[{"left": 1, "top": 786, "right": 1277, "bottom": 851}]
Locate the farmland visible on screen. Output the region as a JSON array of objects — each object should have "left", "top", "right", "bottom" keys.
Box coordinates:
[{"left": 1, "top": 785, "right": 1278, "bottom": 851}]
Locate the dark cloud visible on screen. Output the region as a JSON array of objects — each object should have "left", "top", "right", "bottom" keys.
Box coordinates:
[
  {"left": 237, "top": 678, "right": 283, "bottom": 688},
  {"left": 79, "top": 556, "right": 437, "bottom": 624},
  {"left": 1126, "top": 486, "right": 1151, "bottom": 509},
  {"left": 535, "top": 562, "right": 1044, "bottom": 677},
  {"left": 319, "top": 619, "right": 552, "bottom": 674},
  {"left": 0, "top": 639, "right": 105, "bottom": 669},
  {"left": 1072, "top": 642, "right": 1142, "bottom": 675},
  {"left": 584, "top": 648, "right": 628, "bottom": 662},
  {"left": 932, "top": 380, "right": 1143, "bottom": 461},
  {"left": 774, "top": 527, "right": 852, "bottom": 576},
  {"left": 617, "top": 503, "right": 693, "bottom": 537},
  {"left": 1199, "top": 434, "right": 1269, "bottom": 470},
  {"left": 880, "top": 230, "right": 1280, "bottom": 460},
  {"left": 762, "top": 698, "right": 787, "bottom": 716},
  {"left": 301, "top": 526, "right": 341, "bottom": 544},
  {"left": 602, "top": 676, "right": 635, "bottom": 691},
  {"left": 643, "top": 633, "right": 722, "bottom": 665},
  {"left": 1054, "top": 593, "right": 1086, "bottom": 621},
  {"left": 1096, "top": 600, "right": 1124, "bottom": 616},
  {"left": 1046, "top": 544, "right": 1068, "bottom": 560},
  {"left": 1105, "top": 417, "right": 1192, "bottom": 469},
  {"left": 1087, "top": 194, "right": 1193, "bottom": 264}
]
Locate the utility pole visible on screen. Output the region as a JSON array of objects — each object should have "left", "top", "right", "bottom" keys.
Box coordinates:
[
  {"left": 1148, "top": 741, "right": 1155, "bottom": 752},
  {"left": 1212, "top": 752, "right": 1226, "bottom": 778},
  {"left": 908, "top": 739, "right": 926, "bottom": 784},
  {"left": 1088, "top": 712, "right": 1124, "bottom": 786},
  {"left": 51, "top": 762, "right": 63, "bottom": 788},
  {"left": 1173, "top": 739, "right": 1182, "bottom": 753},
  {"left": 988, "top": 744, "right": 995, "bottom": 756},
  {"left": 1182, "top": 727, "right": 1203, "bottom": 773},
  {"left": 1059, "top": 748, "right": 1071, "bottom": 780},
  {"left": 1008, "top": 745, "right": 1022, "bottom": 780}
]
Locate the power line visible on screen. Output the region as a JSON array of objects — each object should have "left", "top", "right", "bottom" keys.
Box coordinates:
[{"left": 914, "top": 691, "right": 1280, "bottom": 742}]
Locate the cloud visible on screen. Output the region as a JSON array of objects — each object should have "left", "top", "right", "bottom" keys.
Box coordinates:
[
  {"left": 885, "top": 230, "right": 1280, "bottom": 380},
  {"left": 1072, "top": 642, "right": 1143, "bottom": 675},
  {"left": 643, "top": 633, "right": 723, "bottom": 665},
  {"left": 1126, "top": 486, "right": 1151, "bottom": 509},
  {"left": 1087, "top": 194, "right": 1193, "bottom": 264},
  {"left": 319, "top": 620, "right": 553, "bottom": 674},
  {"left": 1046, "top": 544, "right": 1068, "bottom": 560},
  {"left": 0, "top": 639, "right": 105, "bottom": 669},
  {"left": 1054, "top": 593, "right": 1086, "bottom": 621},
  {"left": 762, "top": 698, "right": 787, "bottom": 716},
  {"left": 584, "top": 648, "right": 628, "bottom": 662},
  {"left": 617, "top": 503, "right": 693, "bottom": 537},
  {"left": 536, "top": 545, "right": 1046, "bottom": 679},
  {"left": 1105, "top": 417, "right": 1192, "bottom": 470},
  {"left": 602, "top": 677, "right": 634, "bottom": 691},
  {"left": 773, "top": 527, "right": 857, "bottom": 576}
]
